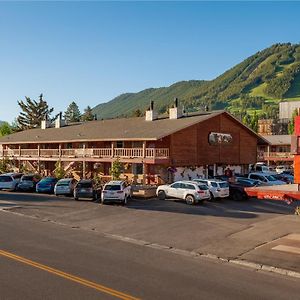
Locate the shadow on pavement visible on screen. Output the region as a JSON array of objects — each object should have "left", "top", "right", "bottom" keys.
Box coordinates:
[{"left": 126, "top": 197, "right": 297, "bottom": 219}]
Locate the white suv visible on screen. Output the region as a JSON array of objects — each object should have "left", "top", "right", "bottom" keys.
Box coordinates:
[
  {"left": 193, "top": 179, "right": 229, "bottom": 200},
  {"left": 156, "top": 181, "right": 211, "bottom": 205},
  {"left": 0, "top": 173, "right": 23, "bottom": 191},
  {"left": 101, "top": 180, "right": 131, "bottom": 205}
]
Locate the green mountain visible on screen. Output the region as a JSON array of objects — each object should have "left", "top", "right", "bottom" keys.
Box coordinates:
[{"left": 93, "top": 43, "right": 300, "bottom": 120}]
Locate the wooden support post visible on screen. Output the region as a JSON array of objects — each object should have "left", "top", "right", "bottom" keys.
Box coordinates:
[
  {"left": 142, "top": 141, "right": 146, "bottom": 158},
  {"left": 59, "top": 144, "right": 62, "bottom": 158},
  {"left": 143, "top": 163, "right": 148, "bottom": 185},
  {"left": 82, "top": 160, "right": 86, "bottom": 179},
  {"left": 111, "top": 142, "right": 115, "bottom": 158}
]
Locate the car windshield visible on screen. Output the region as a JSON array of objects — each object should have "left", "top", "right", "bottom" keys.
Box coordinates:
[
  {"left": 198, "top": 185, "right": 208, "bottom": 190},
  {"left": 40, "top": 178, "right": 56, "bottom": 183},
  {"left": 12, "top": 174, "right": 23, "bottom": 179},
  {"left": 57, "top": 181, "right": 70, "bottom": 186},
  {"left": 0, "top": 176, "right": 12, "bottom": 182},
  {"left": 77, "top": 182, "right": 92, "bottom": 188},
  {"left": 104, "top": 185, "right": 121, "bottom": 191},
  {"left": 21, "top": 176, "right": 34, "bottom": 181},
  {"left": 265, "top": 175, "right": 277, "bottom": 181},
  {"left": 219, "top": 182, "right": 229, "bottom": 188}
]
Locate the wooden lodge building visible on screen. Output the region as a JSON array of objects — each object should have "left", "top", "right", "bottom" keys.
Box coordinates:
[{"left": 0, "top": 105, "right": 268, "bottom": 184}]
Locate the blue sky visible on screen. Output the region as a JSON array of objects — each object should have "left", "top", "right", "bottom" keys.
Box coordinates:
[{"left": 0, "top": 1, "right": 299, "bottom": 122}]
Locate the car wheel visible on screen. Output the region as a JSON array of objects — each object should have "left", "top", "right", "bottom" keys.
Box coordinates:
[
  {"left": 185, "top": 195, "right": 195, "bottom": 205},
  {"left": 158, "top": 190, "right": 166, "bottom": 200},
  {"left": 232, "top": 191, "right": 246, "bottom": 201},
  {"left": 209, "top": 192, "right": 215, "bottom": 201}
]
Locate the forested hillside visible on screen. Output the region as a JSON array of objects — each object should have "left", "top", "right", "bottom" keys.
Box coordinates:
[{"left": 93, "top": 43, "right": 300, "bottom": 122}]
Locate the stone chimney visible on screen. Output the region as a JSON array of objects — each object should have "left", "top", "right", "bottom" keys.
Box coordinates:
[
  {"left": 145, "top": 101, "right": 158, "bottom": 121},
  {"left": 169, "top": 97, "right": 182, "bottom": 119},
  {"left": 55, "top": 112, "right": 66, "bottom": 128},
  {"left": 41, "top": 115, "right": 50, "bottom": 130}
]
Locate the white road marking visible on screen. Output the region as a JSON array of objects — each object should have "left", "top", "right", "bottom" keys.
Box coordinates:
[{"left": 272, "top": 245, "right": 300, "bottom": 255}]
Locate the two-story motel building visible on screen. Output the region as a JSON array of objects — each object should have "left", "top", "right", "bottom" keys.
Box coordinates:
[{"left": 0, "top": 106, "right": 268, "bottom": 184}]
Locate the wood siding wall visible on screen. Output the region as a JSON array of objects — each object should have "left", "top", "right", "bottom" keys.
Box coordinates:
[{"left": 170, "top": 114, "right": 258, "bottom": 166}]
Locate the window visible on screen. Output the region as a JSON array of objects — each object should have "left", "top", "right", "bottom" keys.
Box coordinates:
[
  {"left": 0, "top": 176, "right": 12, "bottom": 182},
  {"left": 198, "top": 185, "right": 209, "bottom": 190},
  {"left": 185, "top": 184, "right": 196, "bottom": 190},
  {"left": 170, "top": 183, "right": 181, "bottom": 189},
  {"left": 211, "top": 182, "right": 218, "bottom": 188},
  {"left": 104, "top": 184, "right": 121, "bottom": 191},
  {"left": 219, "top": 182, "right": 229, "bottom": 188},
  {"left": 116, "top": 141, "right": 124, "bottom": 148}
]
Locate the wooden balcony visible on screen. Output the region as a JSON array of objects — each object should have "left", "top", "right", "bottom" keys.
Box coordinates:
[
  {"left": 260, "top": 151, "right": 294, "bottom": 161},
  {"left": 1, "top": 147, "right": 170, "bottom": 161}
]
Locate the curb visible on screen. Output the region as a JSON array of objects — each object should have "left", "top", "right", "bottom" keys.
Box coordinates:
[{"left": 105, "top": 233, "right": 300, "bottom": 280}]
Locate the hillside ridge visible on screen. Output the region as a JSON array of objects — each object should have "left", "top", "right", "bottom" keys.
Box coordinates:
[{"left": 92, "top": 43, "right": 300, "bottom": 120}]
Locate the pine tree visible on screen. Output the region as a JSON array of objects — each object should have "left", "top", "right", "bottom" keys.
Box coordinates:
[
  {"left": 288, "top": 109, "right": 299, "bottom": 134},
  {"left": 81, "top": 106, "right": 94, "bottom": 121},
  {"left": 64, "top": 101, "right": 81, "bottom": 123},
  {"left": 0, "top": 122, "right": 12, "bottom": 136},
  {"left": 17, "top": 94, "right": 54, "bottom": 130}
]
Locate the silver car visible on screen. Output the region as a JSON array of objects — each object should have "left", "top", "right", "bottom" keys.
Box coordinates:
[
  {"left": 193, "top": 179, "right": 230, "bottom": 200},
  {"left": 54, "top": 178, "right": 77, "bottom": 196},
  {"left": 0, "top": 173, "right": 23, "bottom": 191}
]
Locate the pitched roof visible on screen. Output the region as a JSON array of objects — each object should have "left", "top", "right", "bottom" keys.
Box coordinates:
[
  {"left": 0, "top": 111, "right": 267, "bottom": 144},
  {"left": 261, "top": 134, "right": 291, "bottom": 145}
]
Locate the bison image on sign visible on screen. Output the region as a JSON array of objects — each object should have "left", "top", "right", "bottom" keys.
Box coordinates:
[{"left": 208, "top": 132, "right": 232, "bottom": 145}]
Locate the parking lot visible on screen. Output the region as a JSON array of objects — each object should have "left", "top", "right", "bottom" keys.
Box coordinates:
[{"left": 1, "top": 189, "right": 300, "bottom": 274}]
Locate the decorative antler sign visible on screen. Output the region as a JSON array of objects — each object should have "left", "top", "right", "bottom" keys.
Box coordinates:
[{"left": 208, "top": 132, "right": 232, "bottom": 145}]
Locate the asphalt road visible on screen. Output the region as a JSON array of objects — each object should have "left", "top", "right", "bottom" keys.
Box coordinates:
[{"left": 0, "top": 200, "right": 299, "bottom": 299}]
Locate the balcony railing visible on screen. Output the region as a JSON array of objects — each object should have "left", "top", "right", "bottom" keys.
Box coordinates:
[
  {"left": 261, "top": 152, "right": 294, "bottom": 160},
  {"left": 1, "top": 147, "right": 169, "bottom": 160}
]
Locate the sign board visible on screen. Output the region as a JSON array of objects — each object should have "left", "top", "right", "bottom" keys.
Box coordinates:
[{"left": 208, "top": 132, "right": 232, "bottom": 145}]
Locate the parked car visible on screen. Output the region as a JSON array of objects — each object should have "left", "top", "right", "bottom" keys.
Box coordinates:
[
  {"left": 156, "top": 181, "right": 211, "bottom": 205},
  {"left": 54, "top": 178, "right": 77, "bottom": 196},
  {"left": 0, "top": 173, "right": 23, "bottom": 191},
  {"left": 101, "top": 180, "right": 132, "bottom": 205},
  {"left": 252, "top": 163, "right": 274, "bottom": 172},
  {"left": 17, "top": 174, "right": 41, "bottom": 192},
  {"left": 275, "top": 165, "right": 292, "bottom": 174},
  {"left": 248, "top": 172, "right": 285, "bottom": 186},
  {"left": 74, "top": 179, "right": 101, "bottom": 201},
  {"left": 229, "top": 179, "right": 259, "bottom": 201},
  {"left": 272, "top": 173, "right": 294, "bottom": 184},
  {"left": 235, "top": 177, "right": 262, "bottom": 186},
  {"left": 193, "top": 179, "right": 229, "bottom": 200},
  {"left": 36, "top": 177, "right": 58, "bottom": 193}
]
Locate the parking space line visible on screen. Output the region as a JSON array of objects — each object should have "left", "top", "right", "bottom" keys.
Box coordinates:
[
  {"left": 0, "top": 249, "right": 140, "bottom": 300},
  {"left": 285, "top": 233, "right": 300, "bottom": 241},
  {"left": 272, "top": 245, "right": 300, "bottom": 255}
]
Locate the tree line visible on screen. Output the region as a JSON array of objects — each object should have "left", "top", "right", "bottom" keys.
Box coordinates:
[{"left": 0, "top": 94, "right": 96, "bottom": 136}]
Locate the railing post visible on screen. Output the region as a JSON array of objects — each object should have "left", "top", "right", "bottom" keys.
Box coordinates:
[
  {"left": 267, "top": 145, "right": 270, "bottom": 166},
  {"left": 111, "top": 142, "right": 114, "bottom": 158},
  {"left": 38, "top": 144, "right": 40, "bottom": 157},
  {"left": 83, "top": 144, "right": 86, "bottom": 158},
  {"left": 19, "top": 145, "right": 21, "bottom": 157},
  {"left": 59, "top": 144, "right": 61, "bottom": 158},
  {"left": 143, "top": 141, "right": 146, "bottom": 158}
]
